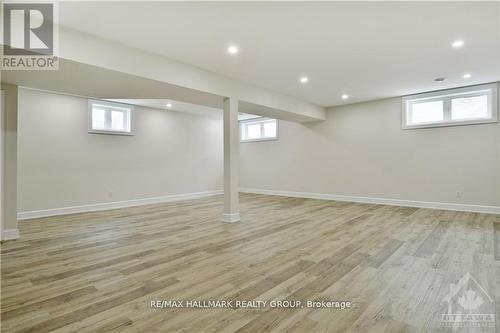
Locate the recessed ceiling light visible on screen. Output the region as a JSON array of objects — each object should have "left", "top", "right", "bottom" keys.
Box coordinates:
[
  {"left": 341, "top": 94, "right": 349, "bottom": 100},
  {"left": 434, "top": 77, "right": 446, "bottom": 83},
  {"left": 227, "top": 45, "right": 239, "bottom": 55},
  {"left": 166, "top": 103, "right": 172, "bottom": 108},
  {"left": 452, "top": 40, "right": 464, "bottom": 48},
  {"left": 463, "top": 73, "right": 472, "bottom": 79},
  {"left": 300, "top": 77, "right": 309, "bottom": 84}
]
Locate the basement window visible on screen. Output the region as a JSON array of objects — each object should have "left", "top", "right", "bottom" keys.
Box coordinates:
[
  {"left": 402, "top": 83, "right": 498, "bottom": 129},
  {"left": 88, "top": 100, "right": 134, "bottom": 135},
  {"left": 240, "top": 117, "right": 278, "bottom": 142}
]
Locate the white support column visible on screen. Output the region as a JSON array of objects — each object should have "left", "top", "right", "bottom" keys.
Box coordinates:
[
  {"left": 222, "top": 97, "right": 240, "bottom": 222},
  {"left": 1, "top": 84, "right": 19, "bottom": 240}
]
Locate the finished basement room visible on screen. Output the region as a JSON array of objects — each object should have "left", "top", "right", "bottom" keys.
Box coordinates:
[{"left": 1, "top": 2, "right": 499, "bottom": 333}]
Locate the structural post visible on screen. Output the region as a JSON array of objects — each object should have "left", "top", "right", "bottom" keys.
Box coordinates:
[
  {"left": 1, "top": 84, "right": 19, "bottom": 240},
  {"left": 222, "top": 97, "right": 240, "bottom": 222}
]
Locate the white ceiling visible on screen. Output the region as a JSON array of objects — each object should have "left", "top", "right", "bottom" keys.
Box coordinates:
[
  {"left": 107, "top": 99, "right": 222, "bottom": 117},
  {"left": 59, "top": 2, "right": 499, "bottom": 107},
  {"left": 107, "top": 100, "right": 278, "bottom": 121}
]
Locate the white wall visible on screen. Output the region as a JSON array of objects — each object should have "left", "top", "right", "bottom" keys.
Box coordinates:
[
  {"left": 18, "top": 86, "right": 500, "bottom": 215},
  {"left": 240, "top": 91, "right": 500, "bottom": 209},
  {"left": 18, "top": 88, "right": 223, "bottom": 213}
]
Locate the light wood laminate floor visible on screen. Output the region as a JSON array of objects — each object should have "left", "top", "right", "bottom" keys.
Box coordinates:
[{"left": 1, "top": 194, "right": 499, "bottom": 333}]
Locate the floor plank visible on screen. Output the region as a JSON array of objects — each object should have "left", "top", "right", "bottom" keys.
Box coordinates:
[{"left": 1, "top": 194, "right": 498, "bottom": 332}]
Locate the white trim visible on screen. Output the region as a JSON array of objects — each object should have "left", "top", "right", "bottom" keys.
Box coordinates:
[
  {"left": 240, "top": 136, "right": 279, "bottom": 143},
  {"left": 240, "top": 188, "right": 500, "bottom": 215},
  {"left": 222, "top": 212, "right": 241, "bottom": 223},
  {"left": 402, "top": 82, "right": 498, "bottom": 129},
  {"left": 2, "top": 229, "right": 19, "bottom": 241},
  {"left": 18, "top": 190, "right": 223, "bottom": 220}
]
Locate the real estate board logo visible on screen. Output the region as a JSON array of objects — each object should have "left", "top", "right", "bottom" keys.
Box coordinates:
[
  {"left": 1, "top": 1, "right": 58, "bottom": 70},
  {"left": 440, "top": 272, "right": 495, "bottom": 330}
]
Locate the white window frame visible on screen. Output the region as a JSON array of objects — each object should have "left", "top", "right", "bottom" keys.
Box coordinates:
[
  {"left": 240, "top": 117, "right": 279, "bottom": 143},
  {"left": 88, "top": 100, "right": 134, "bottom": 136},
  {"left": 402, "top": 83, "right": 498, "bottom": 129}
]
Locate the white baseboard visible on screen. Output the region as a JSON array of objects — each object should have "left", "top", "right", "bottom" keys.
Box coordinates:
[
  {"left": 2, "top": 229, "right": 19, "bottom": 241},
  {"left": 18, "top": 190, "right": 223, "bottom": 220},
  {"left": 16, "top": 188, "right": 500, "bottom": 221},
  {"left": 222, "top": 212, "right": 241, "bottom": 223},
  {"left": 240, "top": 188, "right": 500, "bottom": 215}
]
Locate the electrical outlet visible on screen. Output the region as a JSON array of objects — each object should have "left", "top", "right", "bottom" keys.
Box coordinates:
[
  {"left": 108, "top": 191, "right": 113, "bottom": 199},
  {"left": 456, "top": 191, "right": 462, "bottom": 198}
]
